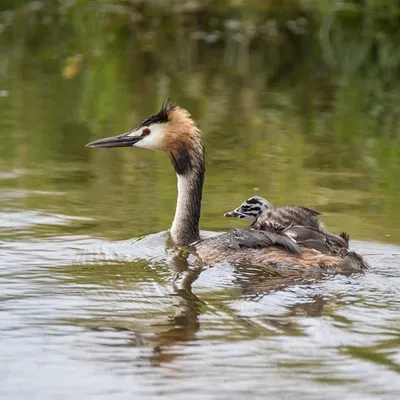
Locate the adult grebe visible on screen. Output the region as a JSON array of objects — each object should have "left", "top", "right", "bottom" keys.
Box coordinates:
[{"left": 87, "top": 102, "right": 368, "bottom": 273}]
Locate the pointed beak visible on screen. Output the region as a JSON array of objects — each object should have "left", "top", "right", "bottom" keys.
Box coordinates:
[
  {"left": 224, "top": 210, "right": 240, "bottom": 218},
  {"left": 86, "top": 131, "right": 143, "bottom": 148}
]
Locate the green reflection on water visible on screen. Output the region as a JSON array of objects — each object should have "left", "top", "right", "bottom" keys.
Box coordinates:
[{"left": 0, "top": 1, "right": 399, "bottom": 244}]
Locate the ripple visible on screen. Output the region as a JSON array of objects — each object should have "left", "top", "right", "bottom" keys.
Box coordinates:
[{"left": 1, "top": 216, "right": 400, "bottom": 399}]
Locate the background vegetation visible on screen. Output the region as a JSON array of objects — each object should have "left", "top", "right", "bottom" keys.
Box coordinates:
[{"left": 0, "top": 0, "right": 399, "bottom": 242}]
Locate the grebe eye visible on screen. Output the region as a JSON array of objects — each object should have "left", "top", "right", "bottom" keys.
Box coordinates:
[{"left": 142, "top": 128, "right": 151, "bottom": 136}]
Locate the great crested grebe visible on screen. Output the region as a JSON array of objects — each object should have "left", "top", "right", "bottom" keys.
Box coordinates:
[
  {"left": 224, "top": 196, "right": 272, "bottom": 220},
  {"left": 224, "top": 196, "right": 324, "bottom": 230},
  {"left": 224, "top": 195, "right": 354, "bottom": 256},
  {"left": 87, "top": 102, "right": 368, "bottom": 273}
]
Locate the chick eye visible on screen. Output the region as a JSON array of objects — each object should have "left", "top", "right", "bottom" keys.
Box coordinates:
[{"left": 142, "top": 128, "right": 151, "bottom": 136}]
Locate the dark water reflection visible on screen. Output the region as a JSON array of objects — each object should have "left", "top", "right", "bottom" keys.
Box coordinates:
[{"left": 1, "top": 4, "right": 400, "bottom": 399}]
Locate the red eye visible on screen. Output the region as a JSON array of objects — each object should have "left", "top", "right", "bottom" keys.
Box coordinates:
[{"left": 142, "top": 128, "right": 151, "bottom": 136}]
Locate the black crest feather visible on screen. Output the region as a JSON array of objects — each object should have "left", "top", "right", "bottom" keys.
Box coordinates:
[{"left": 138, "top": 98, "right": 177, "bottom": 128}]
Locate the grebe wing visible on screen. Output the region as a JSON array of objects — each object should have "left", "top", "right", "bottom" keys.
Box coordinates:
[
  {"left": 218, "top": 228, "right": 301, "bottom": 254},
  {"left": 192, "top": 226, "right": 349, "bottom": 257},
  {"left": 285, "top": 225, "right": 349, "bottom": 253},
  {"left": 285, "top": 225, "right": 327, "bottom": 242},
  {"left": 323, "top": 231, "right": 349, "bottom": 248}
]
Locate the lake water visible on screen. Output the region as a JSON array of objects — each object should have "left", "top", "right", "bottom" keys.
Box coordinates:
[{"left": 1, "top": 3, "right": 400, "bottom": 399}]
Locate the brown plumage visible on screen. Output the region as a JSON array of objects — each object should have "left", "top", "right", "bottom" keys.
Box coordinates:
[
  {"left": 87, "top": 102, "right": 368, "bottom": 274},
  {"left": 163, "top": 107, "right": 202, "bottom": 156},
  {"left": 194, "top": 228, "right": 367, "bottom": 273}
]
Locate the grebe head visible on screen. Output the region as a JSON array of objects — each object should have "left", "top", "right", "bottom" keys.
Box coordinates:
[
  {"left": 224, "top": 196, "right": 272, "bottom": 221},
  {"left": 86, "top": 100, "right": 203, "bottom": 175},
  {"left": 87, "top": 101, "right": 205, "bottom": 246}
]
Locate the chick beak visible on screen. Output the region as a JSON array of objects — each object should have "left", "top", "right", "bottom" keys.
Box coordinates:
[
  {"left": 224, "top": 210, "right": 240, "bottom": 218},
  {"left": 86, "top": 131, "right": 143, "bottom": 148}
]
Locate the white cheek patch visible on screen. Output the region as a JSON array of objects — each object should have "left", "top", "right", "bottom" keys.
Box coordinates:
[{"left": 128, "top": 124, "right": 165, "bottom": 150}]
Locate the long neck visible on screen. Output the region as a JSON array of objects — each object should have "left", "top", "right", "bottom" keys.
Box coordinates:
[{"left": 170, "top": 154, "right": 204, "bottom": 247}]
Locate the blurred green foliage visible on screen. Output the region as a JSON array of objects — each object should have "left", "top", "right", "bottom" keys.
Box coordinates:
[{"left": 0, "top": 0, "right": 399, "bottom": 243}]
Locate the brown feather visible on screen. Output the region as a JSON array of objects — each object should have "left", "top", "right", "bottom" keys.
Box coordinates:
[{"left": 164, "top": 107, "right": 202, "bottom": 161}]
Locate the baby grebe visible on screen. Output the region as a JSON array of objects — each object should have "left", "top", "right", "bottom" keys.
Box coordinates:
[
  {"left": 223, "top": 196, "right": 359, "bottom": 263},
  {"left": 224, "top": 196, "right": 323, "bottom": 230},
  {"left": 87, "top": 102, "right": 368, "bottom": 273}
]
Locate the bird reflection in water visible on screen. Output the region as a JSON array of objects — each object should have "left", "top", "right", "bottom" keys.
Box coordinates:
[
  {"left": 148, "top": 250, "right": 203, "bottom": 365},
  {"left": 148, "top": 254, "right": 328, "bottom": 365}
]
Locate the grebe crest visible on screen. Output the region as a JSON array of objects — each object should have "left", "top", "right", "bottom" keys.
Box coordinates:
[{"left": 87, "top": 102, "right": 368, "bottom": 273}]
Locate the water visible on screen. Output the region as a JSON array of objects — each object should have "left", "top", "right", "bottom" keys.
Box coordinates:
[
  {"left": 1, "top": 3, "right": 400, "bottom": 399},
  {"left": 1, "top": 229, "right": 400, "bottom": 399}
]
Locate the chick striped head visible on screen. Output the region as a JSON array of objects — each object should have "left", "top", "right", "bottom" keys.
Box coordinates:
[{"left": 224, "top": 196, "right": 272, "bottom": 221}]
